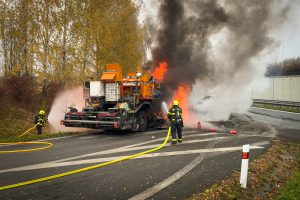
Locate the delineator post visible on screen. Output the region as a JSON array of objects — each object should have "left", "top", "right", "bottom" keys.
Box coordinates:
[{"left": 240, "top": 144, "right": 250, "bottom": 188}]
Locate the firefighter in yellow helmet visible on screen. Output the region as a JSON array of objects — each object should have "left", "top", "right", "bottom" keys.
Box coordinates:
[
  {"left": 34, "top": 110, "right": 46, "bottom": 134},
  {"left": 167, "top": 100, "right": 183, "bottom": 145}
]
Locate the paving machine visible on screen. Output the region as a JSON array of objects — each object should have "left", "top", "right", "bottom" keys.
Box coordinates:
[{"left": 61, "top": 64, "right": 166, "bottom": 131}]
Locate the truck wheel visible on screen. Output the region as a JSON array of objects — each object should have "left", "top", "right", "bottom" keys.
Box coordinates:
[
  {"left": 131, "top": 111, "right": 147, "bottom": 132},
  {"left": 138, "top": 111, "right": 147, "bottom": 132},
  {"left": 131, "top": 122, "right": 140, "bottom": 132}
]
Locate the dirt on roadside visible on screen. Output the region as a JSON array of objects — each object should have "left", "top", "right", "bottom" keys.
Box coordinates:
[
  {"left": 210, "top": 114, "right": 277, "bottom": 137},
  {"left": 189, "top": 113, "right": 300, "bottom": 200}
]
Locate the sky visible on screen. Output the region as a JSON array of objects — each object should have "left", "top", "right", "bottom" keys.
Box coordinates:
[{"left": 273, "top": 1, "right": 300, "bottom": 60}]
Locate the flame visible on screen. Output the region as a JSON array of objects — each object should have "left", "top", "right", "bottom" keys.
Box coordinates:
[
  {"left": 171, "top": 83, "right": 194, "bottom": 124},
  {"left": 152, "top": 61, "right": 168, "bottom": 82},
  {"left": 152, "top": 61, "right": 198, "bottom": 126}
]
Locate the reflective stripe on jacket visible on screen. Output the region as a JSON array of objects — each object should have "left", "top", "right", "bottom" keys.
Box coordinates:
[
  {"left": 167, "top": 106, "right": 183, "bottom": 123},
  {"left": 36, "top": 115, "right": 46, "bottom": 126}
]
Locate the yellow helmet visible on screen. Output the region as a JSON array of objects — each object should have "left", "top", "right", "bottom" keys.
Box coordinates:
[
  {"left": 39, "top": 110, "right": 45, "bottom": 115},
  {"left": 173, "top": 100, "right": 179, "bottom": 106}
]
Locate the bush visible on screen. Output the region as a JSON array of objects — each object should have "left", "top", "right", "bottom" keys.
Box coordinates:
[
  {"left": 2, "top": 75, "right": 35, "bottom": 108},
  {"left": 41, "top": 80, "right": 64, "bottom": 111},
  {"left": 0, "top": 80, "right": 5, "bottom": 103}
]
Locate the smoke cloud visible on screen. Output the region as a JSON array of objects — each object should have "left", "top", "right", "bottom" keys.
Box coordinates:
[
  {"left": 48, "top": 87, "right": 87, "bottom": 133},
  {"left": 147, "top": 0, "right": 294, "bottom": 123}
]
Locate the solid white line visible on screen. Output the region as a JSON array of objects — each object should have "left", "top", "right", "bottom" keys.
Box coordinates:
[
  {"left": 37, "top": 135, "right": 80, "bottom": 142},
  {"left": 128, "top": 142, "right": 266, "bottom": 200},
  {"left": 129, "top": 140, "right": 268, "bottom": 200},
  {"left": 0, "top": 132, "right": 266, "bottom": 174},
  {"left": 79, "top": 136, "right": 97, "bottom": 140},
  {"left": 0, "top": 145, "right": 265, "bottom": 173},
  {"left": 129, "top": 155, "right": 206, "bottom": 200},
  {"left": 42, "top": 132, "right": 223, "bottom": 163},
  {"left": 0, "top": 132, "right": 252, "bottom": 174},
  {"left": 0, "top": 134, "right": 226, "bottom": 173}
]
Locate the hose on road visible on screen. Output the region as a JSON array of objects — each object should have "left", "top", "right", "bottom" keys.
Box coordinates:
[
  {"left": 0, "top": 125, "right": 53, "bottom": 154},
  {"left": 0, "top": 127, "right": 171, "bottom": 191}
]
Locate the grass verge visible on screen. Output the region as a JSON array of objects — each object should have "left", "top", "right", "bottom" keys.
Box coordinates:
[
  {"left": 0, "top": 106, "right": 36, "bottom": 139},
  {"left": 0, "top": 105, "right": 88, "bottom": 142},
  {"left": 189, "top": 140, "right": 300, "bottom": 200},
  {"left": 253, "top": 103, "right": 300, "bottom": 113},
  {"left": 0, "top": 131, "right": 88, "bottom": 143},
  {"left": 276, "top": 155, "right": 300, "bottom": 200}
]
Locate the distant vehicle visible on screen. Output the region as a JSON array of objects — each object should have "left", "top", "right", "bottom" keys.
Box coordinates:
[{"left": 61, "top": 64, "right": 166, "bottom": 131}]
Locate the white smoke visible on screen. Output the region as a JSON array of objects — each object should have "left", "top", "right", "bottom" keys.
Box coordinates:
[
  {"left": 140, "top": 0, "right": 300, "bottom": 122},
  {"left": 189, "top": 0, "right": 300, "bottom": 121},
  {"left": 48, "top": 87, "right": 87, "bottom": 133}
]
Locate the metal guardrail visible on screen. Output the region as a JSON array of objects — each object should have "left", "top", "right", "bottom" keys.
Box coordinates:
[
  {"left": 249, "top": 107, "right": 300, "bottom": 121},
  {"left": 252, "top": 99, "right": 300, "bottom": 108}
]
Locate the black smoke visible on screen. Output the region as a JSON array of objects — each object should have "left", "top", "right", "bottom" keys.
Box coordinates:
[
  {"left": 152, "top": 0, "right": 227, "bottom": 101},
  {"left": 151, "top": 0, "right": 290, "bottom": 103}
]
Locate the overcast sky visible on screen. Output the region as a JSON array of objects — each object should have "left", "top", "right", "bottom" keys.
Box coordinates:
[{"left": 272, "top": 3, "right": 300, "bottom": 60}]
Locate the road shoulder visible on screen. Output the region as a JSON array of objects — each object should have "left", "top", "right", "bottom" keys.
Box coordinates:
[{"left": 189, "top": 140, "right": 300, "bottom": 200}]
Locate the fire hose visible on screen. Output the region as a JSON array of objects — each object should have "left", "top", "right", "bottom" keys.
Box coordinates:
[
  {"left": 0, "top": 127, "right": 171, "bottom": 191},
  {"left": 0, "top": 125, "right": 53, "bottom": 154}
]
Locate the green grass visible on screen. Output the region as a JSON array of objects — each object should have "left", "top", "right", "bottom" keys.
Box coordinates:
[
  {"left": 0, "top": 106, "right": 89, "bottom": 146},
  {"left": 253, "top": 103, "right": 300, "bottom": 113},
  {"left": 0, "top": 105, "right": 86, "bottom": 142},
  {"left": 0, "top": 105, "right": 36, "bottom": 139},
  {"left": 0, "top": 131, "right": 86, "bottom": 143},
  {"left": 0, "top": 94, "right": 91, "bottom": 143},
  {"left": 276, "top": 155, "right": 300, "bottom": 200}
]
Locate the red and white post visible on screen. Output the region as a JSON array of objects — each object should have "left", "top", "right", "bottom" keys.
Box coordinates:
[{"left": 240, "top": 144, "right": 250, "bottom": 188}]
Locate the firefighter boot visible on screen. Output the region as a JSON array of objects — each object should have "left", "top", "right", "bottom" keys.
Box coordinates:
[{"left": 171, "top": 139, "right": 177, "bottom": 145}]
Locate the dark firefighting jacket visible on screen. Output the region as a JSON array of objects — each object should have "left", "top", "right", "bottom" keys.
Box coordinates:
[
  {"left": 34, "top": 115, "right": 46, "bottom": 126},
  {"left": 168, "top": 105, "right": 183, "bottom": 125}
]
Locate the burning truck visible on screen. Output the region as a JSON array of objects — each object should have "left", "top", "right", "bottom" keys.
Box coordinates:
[{"left": 60, "top": 64, "right": 166, "bottom": 131}]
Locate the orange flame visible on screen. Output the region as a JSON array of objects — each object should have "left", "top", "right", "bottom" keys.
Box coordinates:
[
  {"left": 152, "top": 61, "right": 168, "bottom": 83},
  {"left": 171, "top": 83, "right": 193, "bottom": 123}
]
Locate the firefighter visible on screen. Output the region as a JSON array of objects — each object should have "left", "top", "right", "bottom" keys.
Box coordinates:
[
  {"left": 34, "top": 110, "right": 46, "bottom": 135},
  {"left": 168, "top": 100, "right": 183, "bottom": 145}
]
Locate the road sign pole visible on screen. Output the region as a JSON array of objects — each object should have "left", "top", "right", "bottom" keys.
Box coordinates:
[{"left": 240, "top": 144, "right": 250, "bottom": 188}]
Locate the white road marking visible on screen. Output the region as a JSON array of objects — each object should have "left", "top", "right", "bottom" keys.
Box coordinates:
[
  {"left": 0, "top": 131, "right": 267, "bottom": 174},
  {"left": 0, "top": 144, "right": 265, "bottom": 173},
  {"left": 37, "top": 135, "right": 81, "bottom": 142},
  {"left": 79, "top": 136, "right": 97, "bottom": 140},
  {"left": 42, "top": 132, "right": 224, "bottom": 163},
  {"left": 249, "top": 141, "right": 270, "bottom": 146},
  {"left": 0, "top": 134, "right": 226, "bottom": 173},
  {"left": 128, "top": 141, "right": 268, "bottom": 200},
  {"left": 129, "top": 155, "right": 206, "bottom": 200},
  {"left": 143, "top": 130, "right": 167, "bottom": 135},
  {"left": 0, "top": 128, "right": 272, "bottom": 200}
]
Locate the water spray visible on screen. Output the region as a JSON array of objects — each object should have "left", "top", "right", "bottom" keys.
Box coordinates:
[{"left": 161, "top": 101, "right": 169, "bottom": 115}]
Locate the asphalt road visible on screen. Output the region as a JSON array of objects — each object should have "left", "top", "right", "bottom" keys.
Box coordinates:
[{"left": 1, "top": 111, "right": 299, "bottom": 200}]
